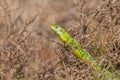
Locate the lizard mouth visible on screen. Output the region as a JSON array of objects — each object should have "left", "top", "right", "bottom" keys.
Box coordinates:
[{"left": 50, "top": 24, "right": 56, "bottom": 30}]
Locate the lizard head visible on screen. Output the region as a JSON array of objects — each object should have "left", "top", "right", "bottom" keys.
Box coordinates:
[
  {"left": 50, "top": 24, "right": 65, "bottom": 36},
  {"left": 50, "top": 24, "right": 74, "bottom": 44},
  {"left": 50, "top": 24, "right": 68, "bottom": 42}
]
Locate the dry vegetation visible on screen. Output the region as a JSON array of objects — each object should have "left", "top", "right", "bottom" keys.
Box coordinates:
[{"left": 0, "top": 0, "right": 120, "bottom": 80}]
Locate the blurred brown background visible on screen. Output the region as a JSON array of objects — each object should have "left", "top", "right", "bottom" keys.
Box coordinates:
[{"left": 0, "top": 0, "right": 119, "bottom": 80}]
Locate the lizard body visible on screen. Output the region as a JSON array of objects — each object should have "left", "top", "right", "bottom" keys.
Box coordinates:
[{"left": 50, "top": 24, "right": 101, "bottom": 70}]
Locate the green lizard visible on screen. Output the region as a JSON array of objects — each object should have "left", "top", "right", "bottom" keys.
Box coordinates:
[
  {"left": 50, "top": 24, "right": 120, "bottom": 80},
  {"left": 50, "top": 24, "right": 101, "bottom": 70}
]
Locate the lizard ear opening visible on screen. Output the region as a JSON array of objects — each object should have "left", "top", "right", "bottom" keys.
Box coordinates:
[{"left": 60, "top": 30, "right": 62, "bottom": 32}]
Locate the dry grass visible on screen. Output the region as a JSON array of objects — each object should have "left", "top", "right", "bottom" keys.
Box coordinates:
[{"left": 0, "top": 0, "right": 120, "bottom": 80}]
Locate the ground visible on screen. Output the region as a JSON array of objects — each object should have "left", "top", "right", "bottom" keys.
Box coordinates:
[{"left": 0, "top": 0, "right": 120, "bottom": 80}]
